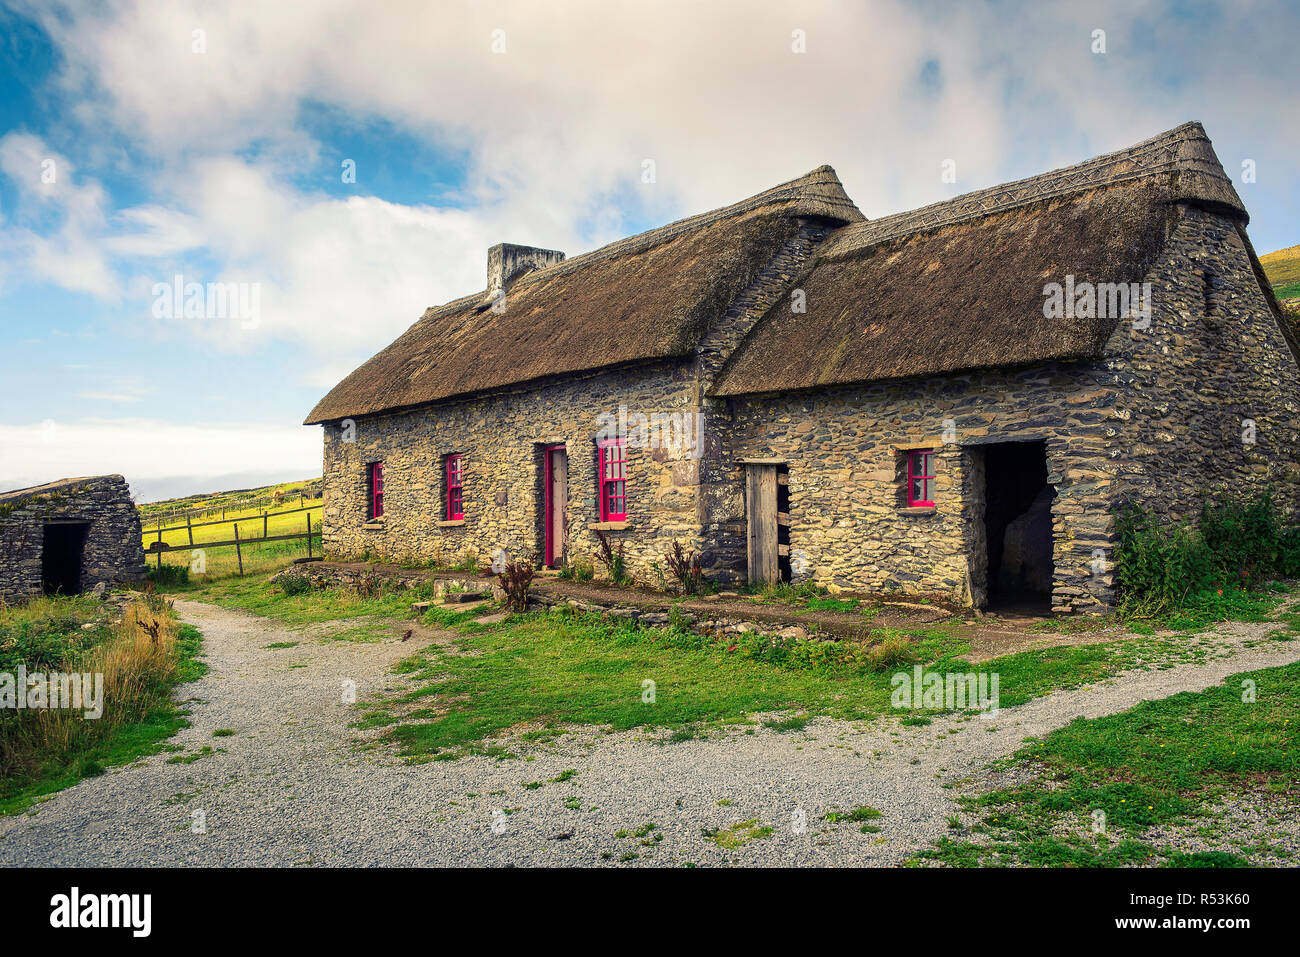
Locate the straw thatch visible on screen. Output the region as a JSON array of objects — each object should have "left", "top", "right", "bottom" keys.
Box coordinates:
[
  {"left": 711, "top": 123, "right": 1248, "bottom": 397},
  {"left": 305, "top": 166, "right": 862, "bottom": 424}
]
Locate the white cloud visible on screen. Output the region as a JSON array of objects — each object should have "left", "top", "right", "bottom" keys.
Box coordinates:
[{"left": 12, "top": 0, "right": 1297, "bottom": 362}]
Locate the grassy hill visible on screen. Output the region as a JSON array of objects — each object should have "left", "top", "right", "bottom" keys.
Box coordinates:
[
  {"left": 1261, "top": 244, "right": 1300, "bottom": 302},
  {"left": 138, "top": 477, "right": 321, "bottom": 524}
]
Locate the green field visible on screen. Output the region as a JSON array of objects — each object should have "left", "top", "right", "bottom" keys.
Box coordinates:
[
  {"left": 141, "top": 481, "right": 323, "bottom": 583},
  {"left": 168, "top": 571, "right": 1280, "bottom": 762},
  {"left": 139, "top": 477, "right": 321, "bottom": 529}
]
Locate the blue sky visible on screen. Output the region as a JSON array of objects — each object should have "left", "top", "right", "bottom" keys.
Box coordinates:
[{"left": 0, "top": 0, "right": 1297, "bottom": 501}]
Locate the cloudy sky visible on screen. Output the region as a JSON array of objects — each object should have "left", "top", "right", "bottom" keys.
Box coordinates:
[{"left": 0, "top": 0, "right": 1296, "bottom": 501}]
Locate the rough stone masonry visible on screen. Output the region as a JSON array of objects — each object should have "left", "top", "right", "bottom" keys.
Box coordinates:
[{"left": 0, "top": 475, "right": 147, "bottom": 603}]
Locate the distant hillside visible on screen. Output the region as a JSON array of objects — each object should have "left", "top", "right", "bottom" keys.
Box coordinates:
[
  {"left": 138, "top": 477, "right": 321, "bottom": 521},
  {"left": 1262, "top": 244, "right": 1300, "bottom": 302}
]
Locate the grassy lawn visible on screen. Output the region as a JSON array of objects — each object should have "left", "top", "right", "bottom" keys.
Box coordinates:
[
  {"left": 359, "top": 609, "right": 1242, "bottom": 759},
  {"left": 918, "top": 660, "right": 1300, "bottom": 867},
  {"left": 0, "top": 594, "right": 207, "bottom": 815},
  {"left": 170, "top": 570, "right": 1289, "bottom": 761},
  {"left": 177, "top": 571, "right": 449, "bottom": 624}
]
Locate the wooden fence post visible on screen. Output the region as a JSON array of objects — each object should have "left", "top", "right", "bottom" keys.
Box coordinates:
[
  {"left": 187, "top": 515, "right": 193, "bottom": 547},
  {"left": 234, "top": 524, "right": 244, "bottom": 575},
  {"left": 264, "top": 511, "right": 269, "bottom": 539},
  {"left": 306, "top": 514, "right": 313, "bottom": 559}
]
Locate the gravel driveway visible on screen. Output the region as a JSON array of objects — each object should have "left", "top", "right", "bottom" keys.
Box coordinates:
[{"left": 1, "top": 599, "right": 1297, "bottom": 867}]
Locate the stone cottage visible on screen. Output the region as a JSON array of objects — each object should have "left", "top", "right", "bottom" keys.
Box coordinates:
[
  {"left": 0, "top": 475, "right": 148, "bottom": 603},
  {"left": 306, "top": 122, "right": 1300, "bottom": 614}
]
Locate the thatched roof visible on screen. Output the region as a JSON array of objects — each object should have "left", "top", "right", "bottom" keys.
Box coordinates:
[
  {"left": 711, "top": 122, "right": 1249, "bottom": 398},
  {"left": 305, "top": 167, "right": 862, "bottom": 424}
]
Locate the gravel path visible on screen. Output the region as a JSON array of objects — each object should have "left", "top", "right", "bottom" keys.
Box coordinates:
[{"left": 1, "top": 599, "right": 1297, "bottom": 867}]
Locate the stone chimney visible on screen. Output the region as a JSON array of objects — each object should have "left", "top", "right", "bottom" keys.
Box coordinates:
[{"left": 486, "top": 242, "right": 565, "bottom": 296}]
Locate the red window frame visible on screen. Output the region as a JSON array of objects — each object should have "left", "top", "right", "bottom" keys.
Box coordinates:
[
  {"left": 445, "top": 454, "right": 464, "bottom": 520},
  {"left": 906, "top": 449, "right": 935, "bottom": 507},
  {"left": 368, "top": 461, "right": 384, "bottom": 519},
  {"left": 598, "top": 439, "right": 627, "bottom": 521}
]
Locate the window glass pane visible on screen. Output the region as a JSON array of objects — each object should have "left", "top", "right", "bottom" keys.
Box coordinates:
[{"left": 911, "top": 477, "right": 925, "bottom": 502}]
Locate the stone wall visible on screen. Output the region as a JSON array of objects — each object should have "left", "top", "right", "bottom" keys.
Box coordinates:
[
  {"left": 319, "top": 360, "right": 706, "bottom": 579},
  {"left": 711, "top": 362, "right": 1120, "bottom": 613},
  {"left": 1106, "top": 204, "right": 1300, "bottom": 516},
  {"left": 0, "top": 475, "right": 148, "bottom": 603}
]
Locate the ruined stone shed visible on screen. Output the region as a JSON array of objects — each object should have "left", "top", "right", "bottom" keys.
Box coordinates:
[
  {"left": 0, "top": 475, "right": 147, "bottom": 603},
  {"left": 306, "top": 122, "right": 1300, "bottom": 614}
]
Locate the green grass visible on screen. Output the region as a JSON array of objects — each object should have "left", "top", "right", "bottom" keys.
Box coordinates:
[
  {"left": 178, "top": 573, "right": 443, "bottom": 625},
  {"left": 919, "top": 661, "right": 1300, "bottom": 867},
  {"left": 138, "top": 478, "right": 320, "bottom": 526},
  {"left": 0, "top": 616, "right": 207, "bottom": 817},
  {"left": 353, "top": 602, "right": 1240, "bottom": 759},
  {"left": 824, "top": 805, "right": 882, "bottom": 823},
  {"left": 704, "top": 818, "right": 772, "bottom": 849}
]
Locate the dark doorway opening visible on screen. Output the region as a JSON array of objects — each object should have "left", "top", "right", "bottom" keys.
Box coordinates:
[
  {"left": 42, "top": 522, "right": 90, "bottom": 596},
  {"left": 983, "top": 442, "right": 1053, "bottom": 612}
]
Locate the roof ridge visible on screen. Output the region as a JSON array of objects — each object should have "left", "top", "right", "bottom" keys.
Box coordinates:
[
  {"left": 822, "top": 121, "right": 1243, "bottom": 258},
  {"left": 481, "top": 165, "right": 863, "bottom": 293}
]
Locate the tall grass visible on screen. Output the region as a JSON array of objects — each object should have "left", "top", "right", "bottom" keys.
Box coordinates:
[
  {"left": 0, "top": 591, "right": 203, "bottom": 811},
  {"left": 1115, "top": 490, "right": 1300, "bottom": 617}
]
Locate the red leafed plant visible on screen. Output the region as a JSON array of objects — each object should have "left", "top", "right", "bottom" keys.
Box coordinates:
[
  {"left": 664, "top": 540, "right": 705, "bottom": 595},
  {"left": 497, "top": 553, "right": 538, "bottom": 612}
]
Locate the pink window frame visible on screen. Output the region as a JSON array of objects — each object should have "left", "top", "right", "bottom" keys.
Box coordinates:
[
  {"left": 598, "top": 438, "right": 628, "bottom": 522},
  {"left": 445, "top": 454, "right": 464, "bottom": 520},
  {"left": 906, "top": 449, "right": 935, "bottom": 507},
  {"left": 369, "top": 461, "right": 384, "bottom": 519}
]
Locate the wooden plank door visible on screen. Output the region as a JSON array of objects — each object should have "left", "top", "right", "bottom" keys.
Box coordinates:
[
  {"left": 545, "top": 445, "right": 567, "bottom": 566},
  {"left": 746, "top": 463, "right": 779, "bottom": 585}
]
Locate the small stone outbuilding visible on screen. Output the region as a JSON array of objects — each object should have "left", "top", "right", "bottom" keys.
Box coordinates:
[
  {"left": 306, "top": 122, "right": 1300, "bottom": 614},
  {"left": 0, "top": 475, "right": 147, "bottom": 603}
]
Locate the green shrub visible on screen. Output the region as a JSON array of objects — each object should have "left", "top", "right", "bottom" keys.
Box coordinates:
[{"left": 1116, "top": 490, "right": 1300, "bottom": 617}]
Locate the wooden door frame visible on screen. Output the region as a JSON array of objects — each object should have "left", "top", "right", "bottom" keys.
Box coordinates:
[{"left": 543, "top": 444, "right": 567, "bottom": 567}]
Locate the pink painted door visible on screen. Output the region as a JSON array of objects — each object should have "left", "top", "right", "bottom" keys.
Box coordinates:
[{"left": 545, "top": 446, "right": 567, "bottom": 566}]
